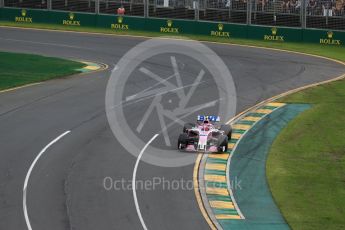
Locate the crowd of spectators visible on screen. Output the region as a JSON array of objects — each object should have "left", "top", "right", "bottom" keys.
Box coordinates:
[
  {"left": 308, "top": 0, "right": 344, "bottom": 16},
  {"left": 270, "top": 0, "right": 343, "bottom": 16},
  {"left": 4, "top": 0, "right": 345, "bottom": 17},
  {"left": 281, "top": 0, "right": 344, "bottom": 16},
  {"left": 208, "top": 0, "right": 344, "bottom": 16}
]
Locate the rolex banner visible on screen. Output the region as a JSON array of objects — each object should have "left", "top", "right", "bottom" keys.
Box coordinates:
[
  {"left": 1, "top": 8, "right": 47, "bottom": 24},
  {"left": 0, "top": 8, "right": 344, "bottom": 46},
  {"left": 248, "top": 25, "right": 302, "bottom": 42},
  {"left": 96, "top": 14, "right": 145, "bottom": 31},
  {"left": 303, "top": 29, "right": 344, "bottom": 46},
  {"left": 52, "top": 11, "right": 96, "bottom": 27}
]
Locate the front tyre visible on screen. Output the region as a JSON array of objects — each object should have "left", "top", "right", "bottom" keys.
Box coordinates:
[{"left": 220, "top": 124, "right": 232, "bottom": 139}]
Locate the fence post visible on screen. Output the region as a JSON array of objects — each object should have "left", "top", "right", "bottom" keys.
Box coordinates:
[
  {"left": 228, "top": 0, "right": 231, "bottom": 21},
  {"left": 301, "top": 0, "right": 306, "bottom": 28},
  {"left": 273, "top": 0, "right": 277, "bottom": 25},
  {"left": 195, "top": 0, "right": 199, "bottom": 21},
  {"left": 47, "top": 0, "right": 52, "bottom": 10},
  {"left": 325, "top": 5, "right": 329, "bottom": 26},
  {"left": 247, "top": 0, "right": 252, "bottom": 25},
  {"left": 144, "top": 0, "right": 148, "bottom": 18},
  {"left": 95, "top": 0, "right": 99, "bottom": 14},
  {"left": 0, "top": 0, "right": 3, "bottom": 8}
]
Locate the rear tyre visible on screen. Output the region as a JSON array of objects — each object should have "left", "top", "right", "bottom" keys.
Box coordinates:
[
  {"left": 183, "top": 123, "right": 194, "bottom": 133},
  {"left": 178, "top": 133, "right": 189, "bottom": 150}
]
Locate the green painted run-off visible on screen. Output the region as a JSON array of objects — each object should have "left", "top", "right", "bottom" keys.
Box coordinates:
[{"left": 221, "top": 104, "right": 311, "bottom": 230}]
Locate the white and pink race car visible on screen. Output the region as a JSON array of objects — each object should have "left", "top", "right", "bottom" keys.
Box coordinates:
[{"left": 177, "top": 115, "right": 232, "bottom": 153}]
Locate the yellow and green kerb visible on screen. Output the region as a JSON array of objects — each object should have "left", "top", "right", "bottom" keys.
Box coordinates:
[
  {"left": 203, "top": 102, "right": 286, "bottom": 221},
  {"left": 77, "top": 61, "right": 103, "bottom": 73}
]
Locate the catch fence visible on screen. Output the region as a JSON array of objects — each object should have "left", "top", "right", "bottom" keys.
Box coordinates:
[{"left": 2, "top": 0, "right": 344, "bottom": 30}]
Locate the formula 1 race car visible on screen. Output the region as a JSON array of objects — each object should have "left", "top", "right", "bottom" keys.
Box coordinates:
[{"left": 177, "top": 115, "right": 232, "bottom": 153}]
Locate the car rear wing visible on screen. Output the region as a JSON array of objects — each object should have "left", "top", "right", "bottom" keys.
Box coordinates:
[{"left": 197, "top": 115, "right": 220, "bottom": 122}]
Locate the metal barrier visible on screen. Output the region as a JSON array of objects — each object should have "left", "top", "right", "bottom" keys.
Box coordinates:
[{"left": 2, "top": 0, "right": 345, "bottom": 30}]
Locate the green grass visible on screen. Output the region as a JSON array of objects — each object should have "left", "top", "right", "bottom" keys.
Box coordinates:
[
  {"left": 267, "top": 79, "right": 345, "bottom": 229},
  {"left": 1, "top": 21, "right": 345, "bottom": 62},
  {"left": 0, "top": 51, "right": 85, "bottom": 90}
]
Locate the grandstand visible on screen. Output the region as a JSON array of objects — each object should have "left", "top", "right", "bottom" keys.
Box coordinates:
[{"left": 3, "top": 0, "right": 345, "bottom": 30}]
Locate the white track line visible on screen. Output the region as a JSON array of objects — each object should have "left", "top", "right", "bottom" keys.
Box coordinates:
[
  {"left": 132, "top": 134, "right": 159, "bottom": 230},
  {"left": 23, "top": 130, "right": 71, "bottom": 230}
]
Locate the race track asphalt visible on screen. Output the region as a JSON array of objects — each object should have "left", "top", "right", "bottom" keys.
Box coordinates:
[{"left": 0, "top": 27, "right": 344, "bottom": 230}]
